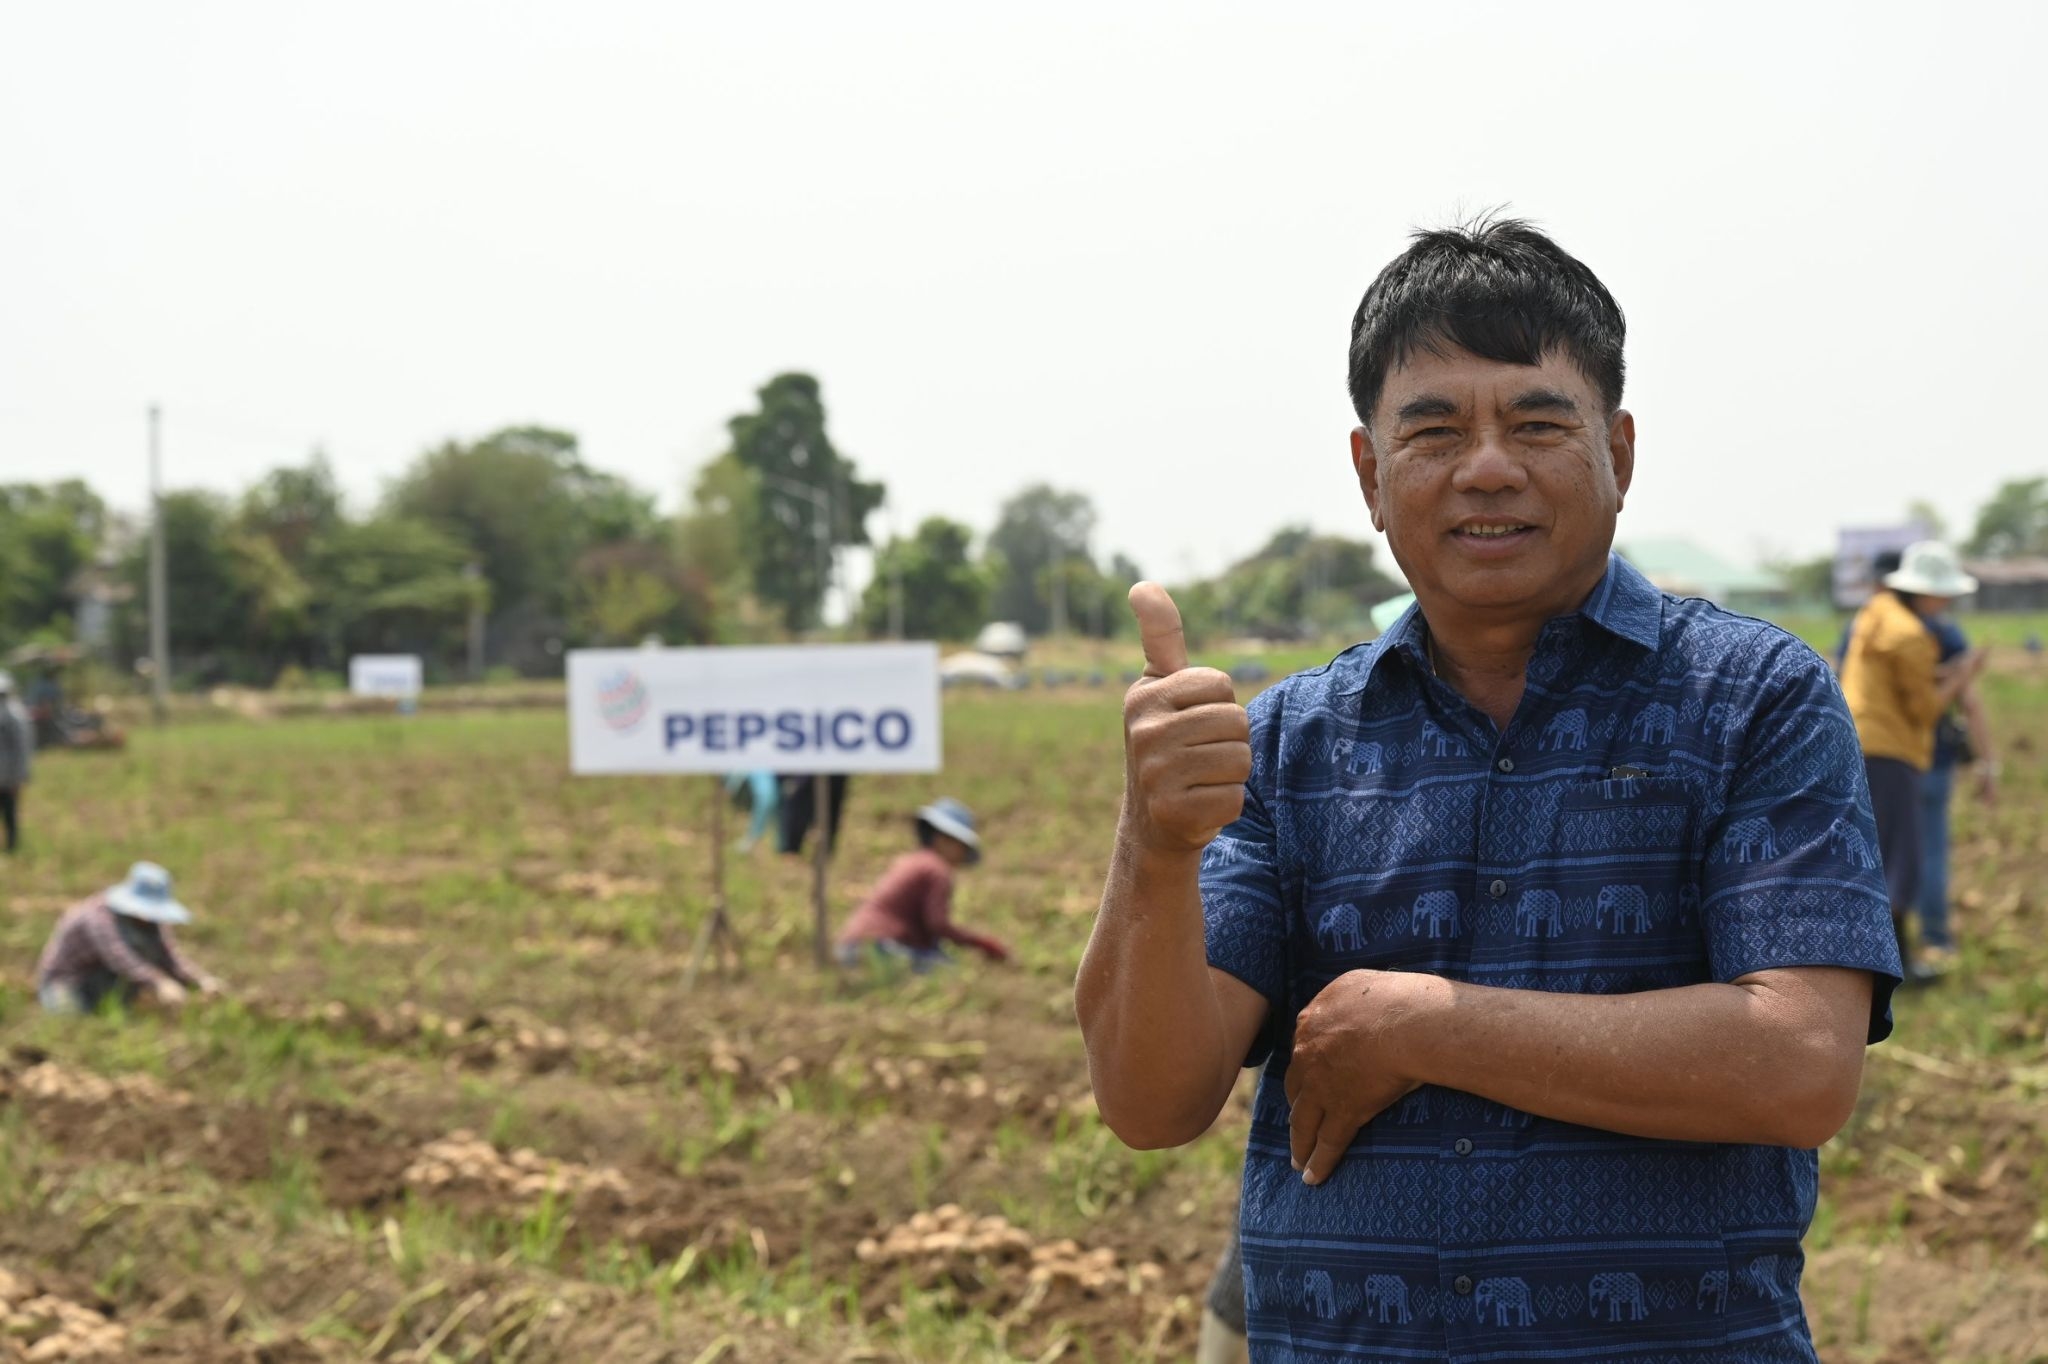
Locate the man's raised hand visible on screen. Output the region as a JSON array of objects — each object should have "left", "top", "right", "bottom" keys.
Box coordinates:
[{"left": 1121, "top": 583, "right": 1253, "bottom": 855}]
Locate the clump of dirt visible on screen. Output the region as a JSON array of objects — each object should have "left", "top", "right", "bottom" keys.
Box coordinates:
[
  {"left": 403, "top": 1131, "right": 632, "bottom": 1202},
  {"left": 2, "top": 1062, "right": 189, "bottom": 1109},
  {"left": 259, "top": 998, "right": 663, "bottom": 1080},
  {"left": 0, "top": 1267, "right": 126, "bottom": 1362},
  {"left": 856, "top": 1204, "right": 1165, "bottom": 1314}
]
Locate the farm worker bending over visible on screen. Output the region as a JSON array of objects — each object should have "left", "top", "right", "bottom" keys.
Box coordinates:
[
  {"left": 836, "top": 799, "right": 1010, "bottom": 972},
  {"left": 36, "top": 862, "right": 225, "bottom": 1014},
  {"left": 0, "top": 671, "right": 31, "bottom": 854},
  {"left": 1077, "top": 218, "right": 1901, "bottom": 1362}
]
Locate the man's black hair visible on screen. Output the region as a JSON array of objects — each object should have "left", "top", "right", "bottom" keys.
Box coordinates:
[{"left": 1347, "top": 214, "right": 1626, "bottom": 427}]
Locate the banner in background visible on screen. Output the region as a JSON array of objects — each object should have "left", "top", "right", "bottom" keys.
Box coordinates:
[
  {"left": 348, "top": 654, "right": 425, "bottom": 699},
  {"left": 567, "top": 643, "right": 942, "bottom": 775},
  {"left": 1833, "top": 522, "right": 1931, "bottom": 610}
]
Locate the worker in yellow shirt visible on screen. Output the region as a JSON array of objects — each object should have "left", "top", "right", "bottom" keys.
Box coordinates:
[{"left": 1841, "top": 542, "right": 1987, "bottom": 981}]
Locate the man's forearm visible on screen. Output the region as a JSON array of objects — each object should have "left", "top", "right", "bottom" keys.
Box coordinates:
[
  {"left": 1076, "top": 827, "right": 1237, "bottom": 1147},
  {"left": 1392, "top": 972, "right": 1868, "bottom": 1148}
]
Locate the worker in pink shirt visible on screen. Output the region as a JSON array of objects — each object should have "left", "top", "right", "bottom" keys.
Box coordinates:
[
  {"left": 836, "top": 799, "right": 1010, "bottom": 972},
  {"left": 36, "top": 862, "right": 225, "bottom": 1013}
]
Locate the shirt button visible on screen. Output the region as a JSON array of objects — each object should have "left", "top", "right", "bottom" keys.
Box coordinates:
[
  {"left": 1454, "top": 1137, "right": 1474, "bottom": 1156},
  {"left": 1454, "top": 1274, "right": 1474, "bottom": 1295},
  {"left": 1488, "top": 879, "right": 1507, "bottom": 899},
  {"left": 1496, "top": 757, "right": 1515, "bottom": 774}
]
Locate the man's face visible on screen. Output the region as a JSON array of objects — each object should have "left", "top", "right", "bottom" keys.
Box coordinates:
[{"left": 1352, "top": 345, "right": 1634, "bottom": 624}]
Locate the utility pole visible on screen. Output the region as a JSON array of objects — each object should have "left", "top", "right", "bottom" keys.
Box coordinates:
[
  {"left": 884, "top": 501, "right": 905, "bottom": 640},
  {"left": 464, "top": 562, "right": 485, "bottom": 680},
  {"left": 1050, "top": 557, "right": 1068, "bottom": 639},
  {"left": 147, "top": 404, "right": 169, "bottom": 726}
]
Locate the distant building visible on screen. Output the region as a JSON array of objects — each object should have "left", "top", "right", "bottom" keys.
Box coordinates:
[
  {"left": 1966, "top": 557, "right": 2048, "bottom": 612},
  {"left": 1615, "top": 538, "right": 1785, "bottom": 612}
]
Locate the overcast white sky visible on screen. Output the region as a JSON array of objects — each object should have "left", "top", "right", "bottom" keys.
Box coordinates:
[{"left": 3, "top": 1, "right": 2043, "bottom": 588}]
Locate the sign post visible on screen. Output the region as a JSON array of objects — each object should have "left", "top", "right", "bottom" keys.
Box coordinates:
[
  {"left": 349, "top": 655, "right": 426, "bottom": 709},
  {"left": 567, "top": 643, "right": 942, "bottom": 978}
]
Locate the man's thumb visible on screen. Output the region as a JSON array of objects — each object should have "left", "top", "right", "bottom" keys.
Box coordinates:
[{"left": 1128, "top": 581, "right": 1189, "bottom": 678}]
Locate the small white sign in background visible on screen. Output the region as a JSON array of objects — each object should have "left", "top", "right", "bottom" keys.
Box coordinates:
[
  {"left": 567, "top": 643, "right": 942, "bottom": 776},
  {"left": 349, "top": 654, "right": 425, "bottom": 699}
]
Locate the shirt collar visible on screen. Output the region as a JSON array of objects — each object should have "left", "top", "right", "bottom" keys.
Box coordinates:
[{"left": 1341, "top": 552, "right": 1664, "bottom": 694}]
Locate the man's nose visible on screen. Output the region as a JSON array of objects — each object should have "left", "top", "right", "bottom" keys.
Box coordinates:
[{"left": 1450, "top": 428, "right": 1529, "bottom": 494}]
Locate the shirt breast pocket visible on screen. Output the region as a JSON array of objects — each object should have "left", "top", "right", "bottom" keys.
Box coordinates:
[{"left": 1554, "top": 778, "right": 1701, "bottom": 938}]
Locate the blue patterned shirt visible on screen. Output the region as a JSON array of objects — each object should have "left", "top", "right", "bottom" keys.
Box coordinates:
[{"left": 1202, "top": 554, "right": 1901, "bottom": 1364}]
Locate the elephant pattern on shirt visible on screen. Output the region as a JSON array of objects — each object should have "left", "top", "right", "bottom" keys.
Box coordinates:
[
  {"left": 1828, "top": 821, "right": 1878, "bottom": 869},
  {"left": 1316, "top": 902, "right": 1364, "bottom": 952},
  {"left": 1631, "top": 702, "right": 1679, "bottom": 744},
  {"left": 1742, "top": 1255, "right": 1786, "bottom": 1299},
  {"left": 1595, "top": 884, "right": 1651, "bottom": 933},
  {"left": 1542, "top": 708, "right": 1590, "bottom": 751},
  {"left": 1475, "top": 1276, "right": 1535, "bottom": 1327},
  {"left": 1420, "top": 720, "right": 1462, "bottom": 758},
  {"left": 1589, "top": 1272, "right": 1647, "bottom": 1322},
  {"left": 1301, "top": 1269, "right": 1337, "bottom": 1319},
  {"left": 1515, "top": 888, "right": 1563, "bottom": 937},
  {"left": 1347, "top": 741, "right": 1384, "bottom": 775},
  {"left": 1362, "top": 1274, "right": 1412, "bottom": 1325},
  {"left": 1411, "top": 890, "right": 1461, "bottom": 939},
  {"left": 1722, "top": 816, "right": 1780, "bottom": 863},
  {"left": 1697, "top": 1269, "right": 1729, "bottom": 1313}
]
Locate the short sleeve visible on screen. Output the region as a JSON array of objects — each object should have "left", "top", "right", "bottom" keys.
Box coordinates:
[
  {"left": 1700, "top": 646, "right": 1902, "bottom": 1042},
  {"left": 1201, "top": 687, "right": 1290, "bottom": 1067}
]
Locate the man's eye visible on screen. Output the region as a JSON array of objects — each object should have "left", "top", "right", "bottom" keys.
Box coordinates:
[
  {"left": 1411, "top": 427, "right": 1457, "bottom": 439},
  {"left": 1519, "top": 422, "right": 1562, "bottom": 434}
]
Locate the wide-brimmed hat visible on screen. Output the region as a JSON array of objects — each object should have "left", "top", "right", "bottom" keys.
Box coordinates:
[
  {"left": 105, "top": 862, "right": 192, "bottom": 926},
  {"left": 1884, "top": 541, "right": 1978, "bottom": 599},
  {"left": 915, "top": 798, "right": 982, "bottom": 863}
]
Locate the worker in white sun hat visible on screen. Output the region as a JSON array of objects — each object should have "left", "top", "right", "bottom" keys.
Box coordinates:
[
  {"left": 35, "top": 862, "right": 226, "bottom": 1014},
  {"left": 1840, "top": 540, "right": 1988, "bottom": 983}
]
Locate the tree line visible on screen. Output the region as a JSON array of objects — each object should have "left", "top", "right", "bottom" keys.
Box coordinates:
[{"left": 0, "top": 373, "right": 1407, "bottom": 687}]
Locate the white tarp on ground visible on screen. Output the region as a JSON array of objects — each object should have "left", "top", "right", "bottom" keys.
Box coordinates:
[{"left": 567, "top": 642, "right": 941, "bottom": 775}]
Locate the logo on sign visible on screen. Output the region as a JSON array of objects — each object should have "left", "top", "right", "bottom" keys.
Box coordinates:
[{"left": 597, "top": 669, "right": 649, "bottom": 733}]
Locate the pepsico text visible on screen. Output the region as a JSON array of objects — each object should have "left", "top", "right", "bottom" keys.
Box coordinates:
[{"left": 662, "top": 709, "right": 915, "bottom": 753}]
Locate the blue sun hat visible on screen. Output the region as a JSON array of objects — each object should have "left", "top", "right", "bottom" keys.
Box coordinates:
[
  {"left": 915, "top": 798, "right": 982, "bottom": 864},
  {"left": 105, "top": 862, "right": 193, "bottom": 926}
]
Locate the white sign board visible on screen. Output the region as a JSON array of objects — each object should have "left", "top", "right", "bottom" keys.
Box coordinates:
[
  {"left": 1833, "top": 521, "right": 1930, "bottom": 610},
  {"left": 567, "top": 643, "right": 942, "bottom": 776},
  {"left": 349, "top": 654, "right": 425, "bottom": 699}
]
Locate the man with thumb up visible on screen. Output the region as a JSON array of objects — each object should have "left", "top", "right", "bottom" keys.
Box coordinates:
[{"left": 1076, "top": 217, "right": 1901, "bottom": 1363}]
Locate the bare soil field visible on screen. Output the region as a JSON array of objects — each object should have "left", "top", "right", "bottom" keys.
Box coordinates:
[{"left": 1, "top": 671, "right": 2044, "bottom": 1361}]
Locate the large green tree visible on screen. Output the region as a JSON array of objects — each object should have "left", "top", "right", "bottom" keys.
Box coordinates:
[
  {"left": 986, "top": 485, "right": 1097, "bottom": 634},
  {"left": 859, "top": 516, "right": 989, "bottom": 641},
  {"left": 1, "top": 482, "right": 106, "bottom": 650},
  {"left": 1206, "top": 526, "right": 1399, "bottom": 638},
  {"left": 1966, "top": 477, "right": 2048, "bottom": 558},
  {"left": 726, "top": 374, "right": 884, "bottom": 631},
  {"left": 309, "top": 515, "right": 487, "bottom": 661},
  {"left": 239, "top": 453, "right": 345, "bottom": 569}
]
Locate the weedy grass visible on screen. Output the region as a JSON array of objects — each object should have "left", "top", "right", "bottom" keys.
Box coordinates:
[{"left": 0, "top": 659, "right": 2043, "bottom": 1360}]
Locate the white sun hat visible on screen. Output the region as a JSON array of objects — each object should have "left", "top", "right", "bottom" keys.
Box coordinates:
[
  {"left": 915, "top": 798, "right": 982, "bottom": 863},
  {"left": 1883, "top": 541, "right": 1978, "bottom": 599},
  {"left": 105, "top": 862, "right": 193, "bottom": 926}
]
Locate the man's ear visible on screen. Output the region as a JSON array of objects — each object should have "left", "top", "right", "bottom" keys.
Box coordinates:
[
  {"left": 1351, "top": 427, "right": 1385, "bottom": 531},
  {"left": 1608, "top": 410, "right": 1636, "bottom": 511}
]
